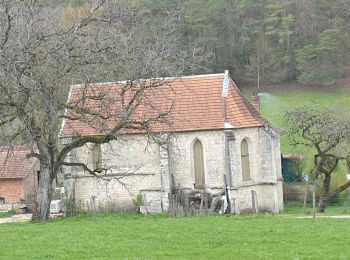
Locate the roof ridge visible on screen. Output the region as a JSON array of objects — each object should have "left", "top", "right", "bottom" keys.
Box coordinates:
[
  {"left": 71, "top": 73, "right": 225, "bottom": 87},
  {"left": 62, "top": 71, "right": 280, "bottom": 137},
  {"left": 221, "top": 70, "right": 230, "bottom": 97},
  {"left": 226, "top": 78, "right": 282, "bottom": 132},
  {"left": 231, "top": 80, "right": 265, "bottom": 124}
]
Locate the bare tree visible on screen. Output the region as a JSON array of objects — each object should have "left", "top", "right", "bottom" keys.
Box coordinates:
[
  {"left": 0, "top": 0, "right": 201, "bottom": 221},
  {"left": 285, "top": 106, "right": 350, "bottom": 213}
]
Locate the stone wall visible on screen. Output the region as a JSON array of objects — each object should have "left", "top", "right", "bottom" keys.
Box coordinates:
[
  {"left": 66, "top": 127, "right": 283, "bottom": 213},
  {"left": 66, "top": 134, "right": 163, "bottom": 212},
  {"left": 168, "top": 131, "right": 226, "bottom": 190},
  {"left": 228, "top": 127, "right": 283, "bottom": 213}
]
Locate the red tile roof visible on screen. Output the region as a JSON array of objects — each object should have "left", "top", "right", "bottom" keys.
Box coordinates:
[
  {"left": 282, "top": 154, "right": 307, "bottom": 160},
  {"left": 0, "top": 146, "right": 39, "bottom": 179},
  {"left": 61, "top": 72, "right": 273, "bottom": 137}
]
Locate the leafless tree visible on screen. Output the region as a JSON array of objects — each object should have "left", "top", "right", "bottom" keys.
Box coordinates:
[
  {"left": 0, "top": 0, "right": 202, "bottom": 221},
  {"left": 285, "top": 106, "right": 350, "bottom": 212}
]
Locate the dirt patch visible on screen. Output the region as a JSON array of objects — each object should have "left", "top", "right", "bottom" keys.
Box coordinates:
[
  {"left": 0, "top": 213, "right": 32, "bottom": 224},
  {"left": 294, "top": 215, "right": 350, "bottom": 219}
]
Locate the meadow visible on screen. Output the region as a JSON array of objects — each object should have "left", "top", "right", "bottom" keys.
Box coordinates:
[
  {"left": 0, "top": 212, "right": 349, "bottom": 259},
  {"left": 245, "top": 82, "right": 350, "bottom": 186},
  {"left": 1, "top": 84, "right": 350, "bottom": 259},
  {"left": 0, "top": 211, "right": 14, "bottom": 219},
  {"left": 253, "top": 84, "right": 350, "bottom": 154}
]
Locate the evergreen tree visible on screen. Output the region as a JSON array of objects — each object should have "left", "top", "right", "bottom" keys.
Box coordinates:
[{"left": 296, "top": 29, "right": 348, "bottom": 85}]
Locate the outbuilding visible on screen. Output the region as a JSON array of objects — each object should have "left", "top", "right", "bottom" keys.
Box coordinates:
[{"left": 0, "top": 146, "right": 39, "bottom": 211}]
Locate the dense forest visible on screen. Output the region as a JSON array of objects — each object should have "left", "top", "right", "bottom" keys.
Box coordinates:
[{"left": 67, "top": 0, "right": 350, "bottom": 86}]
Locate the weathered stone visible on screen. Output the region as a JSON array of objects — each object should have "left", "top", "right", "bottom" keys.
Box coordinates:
[{"left": 65, "top": 127, "right": 283, "bottom": 213}]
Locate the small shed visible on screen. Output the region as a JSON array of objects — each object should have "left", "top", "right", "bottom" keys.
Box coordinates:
[
  {"left": 281, "top": 154, "right": 306, "bottom": 183},
  {"left": 0, "top": 146, "right": 39, "bottom": 210}
]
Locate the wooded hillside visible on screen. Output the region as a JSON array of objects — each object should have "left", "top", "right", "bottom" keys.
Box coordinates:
[{"left": 68, "top": 0, "right": 350, "bottom": 86}]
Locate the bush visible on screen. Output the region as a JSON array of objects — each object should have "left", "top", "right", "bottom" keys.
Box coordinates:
[{"left": 132, "top": 194, "right": 143, "bottom": 209}]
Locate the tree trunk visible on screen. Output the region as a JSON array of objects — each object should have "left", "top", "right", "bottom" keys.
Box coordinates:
[
  {"left": 32, "top": 165, "right": 55, "bottom": 221},
  {"left": 317, "top": 174, "right": 331, "bottom": 213},
  {"left": 319, "top": 178, "right": 350, "bottom": 213},
  {"left": 32, "top": 142, "right": 56, "bottom": 222}
]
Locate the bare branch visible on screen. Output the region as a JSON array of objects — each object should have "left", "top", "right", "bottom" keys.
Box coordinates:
[{"left": 61, "top": 161, "right": 110, "bottom": 181}]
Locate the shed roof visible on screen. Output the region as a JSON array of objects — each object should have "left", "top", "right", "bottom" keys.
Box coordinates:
[
  {"left": 0, "top": 146, "right": 39, "bottom": 179},
  {"left": 282, "top": 154, "right": 307, "bottom": 160},
  {"left": 61, "top": 72, "right": 275, "bottom": 137}
]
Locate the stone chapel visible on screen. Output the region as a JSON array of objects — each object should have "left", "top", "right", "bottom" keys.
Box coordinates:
[{"left": 61, "top": 71, "right": 284, "bottom": 213}]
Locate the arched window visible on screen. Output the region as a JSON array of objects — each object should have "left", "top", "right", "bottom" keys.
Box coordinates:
[
  {"left": 92, "top": 144, "right": 102, "bottom": 170},
  {"left": 193, "top": 139, "right": 205, "bottom": 188},
  {"left": 241, "top": 139, "right": 250, "bottom": 181}
]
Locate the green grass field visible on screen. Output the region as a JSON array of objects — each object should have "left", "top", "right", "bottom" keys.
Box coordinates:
[
  {"left": 283, "top": 202, "right": 350, "bottom": 215},
  {"left": 258, "top": 88, "right": 350, "bottom": 153},
  {"left": 1, "top": 85, "right": 350, "bottom": 259},
  {"left": 245, "top": 84, "right": 350, "bottom": 178},
  {"left": 0, "top": 213, "right": 349, "bottom": 259},
  {"left": 0, "top": 211, "right": 15, "bottom": 219}
]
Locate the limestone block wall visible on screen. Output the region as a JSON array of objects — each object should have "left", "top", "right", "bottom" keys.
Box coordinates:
[
  {"left": 69, "top": 134, "right": 163, "bottom": 212},
  {"left": 66, "top": 127, "right": 283, "bottom": 213},
  {"left": 74, "top": 176, "right": 163, "bottom": 212},
  {"left": 232, "top": 127, "right": 280, "bottom": 184},
  {"left": 231, "top": 128, "right": 259, "bottom": 185},
  {"left": 272, "top": 133, "right": 284, "bottom": 211},
  {"left": 168, "top": 131, "right": 226, "bottom": 190},
  {"left": 229, "top": 127, "right": 283, "bottom": 213},
  {"left": 229, "top": 185, "right": 277, "bottom": 213}
]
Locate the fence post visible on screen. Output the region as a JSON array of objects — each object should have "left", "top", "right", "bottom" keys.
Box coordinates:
[
  {"left": 91, "top": 196, "right": 96, "bottom": 222},
  {"left": 312, "top": 189, "right": 316, "bottom": 219},
  {"left": 223, "top": 174, "right": 230, "bottom": 213},
  {"left": 233, "top": 198, "right": 240, "bottom": 215},
  {"left": 251, "top": 190, "right": 259, "bottom": 214},
  {"left": 199, "top": 191, "right": 204, "bottom": 216},
  {"left": 168, "top": 193, "right": 173, "bottom": 216},
  {"left": 303, "top": 187, "right": 308, "bottom": 211},
  {"left": 143, "top": 193, "right": 148, "bottom": 220},
  {"left": 204, "top": 190, "right": 209, "bottom": 215}
]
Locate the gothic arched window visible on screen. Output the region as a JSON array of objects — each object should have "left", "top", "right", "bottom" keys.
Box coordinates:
[
  {"left": 241, "top": 139, "right": 251, "bottom": 181},
  {"left": 193, "top": 139, "right": 205, "bottom": 188}
]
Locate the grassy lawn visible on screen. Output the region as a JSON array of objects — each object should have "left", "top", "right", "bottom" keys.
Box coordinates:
[
  {"left": 245, "top": 84, "right": 350, "bottom": 178},
  {"left": 283, "top": 203, "right": 350, "bottom": 215},
  {"left": 258, "top": 88, "right": 350, "bottom": 154},
  {"left": 0, "top": 213, "right": 349, "bottom": 259},
  {"left": 0, "top": 211, "right": 15, "bottom": 219}
]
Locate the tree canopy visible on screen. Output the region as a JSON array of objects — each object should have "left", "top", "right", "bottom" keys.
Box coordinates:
[
  {"left": 33, "top": 0, "right": 350, "bottom": 86},
  {"left": 0, "top": 0, "right": 201, "bottom": 221},
  {"left": 285, "top": 106, "right": 350, "bottom": 212},
  {"left": 135, "top": 0, "right": 350, "bottom": 86}
]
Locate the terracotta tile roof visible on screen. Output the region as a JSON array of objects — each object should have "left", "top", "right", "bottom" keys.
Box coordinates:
[
  {"left": 226, "top": 80, "right": 266, "bottom": 128},
  {"left": 0, "top": 146, "right": 39, "bottom": 179},
  {"left": 61, "top": 72, "right": 273, "bottom": 137},
  {"left": 282, "top": 154, "right": 307, "bottom": 160}
]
